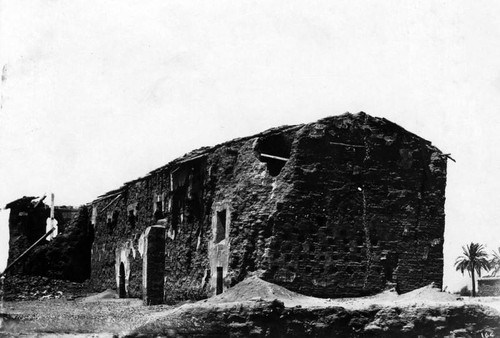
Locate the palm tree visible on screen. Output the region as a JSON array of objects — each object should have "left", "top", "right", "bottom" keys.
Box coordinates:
[
  {"left": 489, "top": 247, "right": 500, "bottom": 276},
  {"left": 455, "top": 242, "right": 491, "bottom": 297}
]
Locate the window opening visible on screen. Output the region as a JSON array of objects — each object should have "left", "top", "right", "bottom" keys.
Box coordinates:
[
  {"left": 107, "top": 210, "right": 119, "bottom": 234},
  {"left": 154, "top": 200, "right": 163, "bottom": 221},
  {"left": 215, "top": 210, "right": 226, "bottom": 243}
]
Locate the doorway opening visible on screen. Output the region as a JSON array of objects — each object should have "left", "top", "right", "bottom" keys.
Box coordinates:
[
  {"left": 216, "top": 266, "right": 223, "bottom": 295},
  {"left": 119, "top": 262, "right": 126, "bottom": 298}
]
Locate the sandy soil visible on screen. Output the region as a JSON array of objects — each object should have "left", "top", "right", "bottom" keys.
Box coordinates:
[
  {"left": 205, "top": 276, "right": 500, "bottom": 312},
  {"left": 2, "top": 278, "right": 500, "bottom": 336},
  {"left": 1, "top": 291, "right": 173, "bottom": 336}
]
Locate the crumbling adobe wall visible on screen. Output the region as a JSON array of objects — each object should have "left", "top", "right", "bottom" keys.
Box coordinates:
[
  {"left": 89, "top": 112, "right": 447, "bottom": 302},
  {"left": 88, "top": 126, "right": 300, "bottom": 303},
  {"left": 155, "top": 126, "right": 297, "bottom": 303},
  {"left": 90, "top": 180, "right": 149, "bottom": 297},
  {"left": 4, "top": 197, "right": 90, "bottom": 282},
  {"left": 206, "top": 127, "right": 298, "bottom": 295},
  {"left": 5, "top": 197, "right": 48, "bottom": 274},
  {"left": 161, "top": 155, "right": 209, "bottom": 303},
  {"left": 90, "top": 152, "right": 210, "bottom": 300},
  {"left": 267, "top": 113, "right": 447, "bottom": 297},
  {"left": 23, "top": 206, "right": 93, "bottom": 282}
]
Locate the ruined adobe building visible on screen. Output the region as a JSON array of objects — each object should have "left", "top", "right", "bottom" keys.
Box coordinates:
[
  {"left": 4, "top": 197, "right": 91, "bottom": 282},
  {"left": 89, "top": 112, "right": 448, "bottom": 304}
]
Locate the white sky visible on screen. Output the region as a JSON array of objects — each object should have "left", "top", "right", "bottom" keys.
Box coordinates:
[{"left": 1, "top": 0, "right": 499, "bottom": 292}]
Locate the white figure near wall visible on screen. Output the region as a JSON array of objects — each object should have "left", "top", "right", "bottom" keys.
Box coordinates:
[{"left": 46, "top": 193, "right": 58, "bottom": 241}]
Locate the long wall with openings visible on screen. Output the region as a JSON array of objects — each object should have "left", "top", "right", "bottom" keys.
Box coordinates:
[{"left": 89, "top": 112, "right": 448, "bottom": 303}]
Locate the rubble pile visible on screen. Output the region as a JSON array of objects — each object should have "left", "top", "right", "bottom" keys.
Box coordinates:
[{"left": 3, "top": 275, "right": 91, "bottom": 301}]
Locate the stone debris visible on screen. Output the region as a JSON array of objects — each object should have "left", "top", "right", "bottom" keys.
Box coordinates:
[{"left": 3, "top": 275, "right": 90, "bottom": 301}]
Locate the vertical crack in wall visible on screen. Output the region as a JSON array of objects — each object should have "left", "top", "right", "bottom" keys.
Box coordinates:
[
  {"left": 362, "top": 187, "right": 371, "bottom": 289},
  {"left": 362, "top": 116, "right": 372, "bottom": 290},
  {"left": 414, "top": 140, "right": 429, "bottom": 240}
]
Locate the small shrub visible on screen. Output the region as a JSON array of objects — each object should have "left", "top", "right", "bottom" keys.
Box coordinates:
[{"left": 459, "top": 285, "right": 471, "bottom": 297}]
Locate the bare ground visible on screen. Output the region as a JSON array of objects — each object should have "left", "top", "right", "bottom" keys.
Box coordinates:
[
  {"left": 1, "top": 296, "right": 173, "bottom": 336},
  {"left": 2, "top": 278, "right": 500, "bottom": 337}
]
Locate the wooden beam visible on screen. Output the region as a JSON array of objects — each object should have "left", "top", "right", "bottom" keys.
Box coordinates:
[
  {"left": 33, "top": 195, "right": 47, "bottom": 208},
  {"left": 329, "top": 141, "right": 365, "bottom": 148},
  {"left": 260, "top": 153, "right": 289, "bottom": 161},
  {"left": 443, "top": 153, "right": 456, "bottom": 163},
  {"left": 0, "top": 228, "right": 55, "bottom": 277},
  {"left": 100, "top": 194, "right": 122, "bottom": 213},
  {"left": 94, "top": 190, "right": 123, "bottom": 202}
]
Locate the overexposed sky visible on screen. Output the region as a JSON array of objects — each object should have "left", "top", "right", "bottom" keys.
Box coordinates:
[{"left": 1, "top": 0, "right": 499, "bottom": 291}]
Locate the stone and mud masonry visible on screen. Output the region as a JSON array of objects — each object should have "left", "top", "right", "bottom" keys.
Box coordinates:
[
  {"left": 1, "top": 277, "right": 500, "bottom": 337},
  {"left": 1, "top": 112, "right": 498, "bottom": 336}
]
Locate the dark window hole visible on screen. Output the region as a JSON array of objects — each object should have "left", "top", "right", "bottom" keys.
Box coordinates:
[
  {"left": 215, "top": 209, "right": 226, "bottom": 243},
  {"left": 254, "top": 134, "right": 292, "bottom": 177},
  {"left": 128, "top": 210, "right": 136, "bottom": 228}
]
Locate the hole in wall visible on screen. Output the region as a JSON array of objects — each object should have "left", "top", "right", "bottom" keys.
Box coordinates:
[
  {"left": 254, "top": 134, "right": 292, "bottom": 177},
  {"left": 128, "top": 210, "right": 136, "bottom": 229}
]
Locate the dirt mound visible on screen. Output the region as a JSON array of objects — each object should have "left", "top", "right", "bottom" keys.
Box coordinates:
[
  {"left": 207, "top": 277, "right": 459, "bottom": 309},
  {"left": 208, "top": 276, "right": 301, "bottom": 303},
  {"left": 397, "top": 283, "right": 458, "bottom": 303}
]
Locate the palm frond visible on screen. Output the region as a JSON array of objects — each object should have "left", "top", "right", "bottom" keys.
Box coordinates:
[
  {"left": 455, "top": 242, "right": 490, "bottom": 276},
  {"left": 489, "top": 248, "right": 500, "bottom": 276}
]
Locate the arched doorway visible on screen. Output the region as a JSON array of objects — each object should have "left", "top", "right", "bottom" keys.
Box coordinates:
[{"left": 119, "top": 262, "right": 126, "bottom": 298}]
